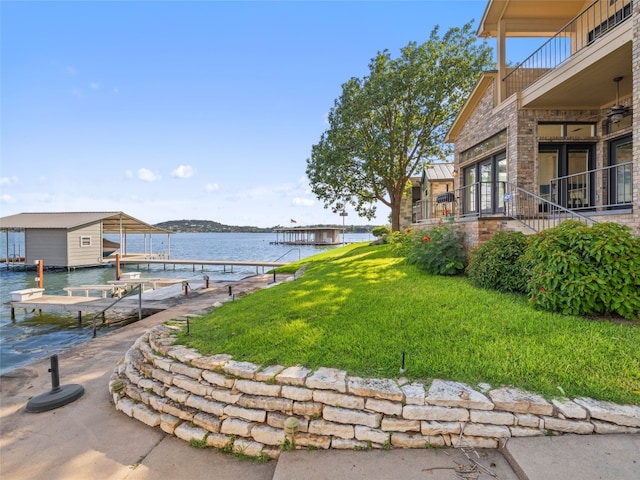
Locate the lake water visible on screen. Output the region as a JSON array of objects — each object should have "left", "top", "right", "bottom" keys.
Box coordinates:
[{"left": 0, "top": 231, "right": 372, "bottom": 375}]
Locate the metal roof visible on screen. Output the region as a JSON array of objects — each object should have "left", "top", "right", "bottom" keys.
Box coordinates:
[
  {"left": 0, "top": 212, "right": 170, "bottom": 234},
  {"left": 423, "top": 163, "right": 454, "bottom": 181}
]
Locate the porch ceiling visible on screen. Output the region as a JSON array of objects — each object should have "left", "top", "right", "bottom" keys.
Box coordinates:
[
  {"left": 521, "top": 33, "right": 632, "bottom": 109},
  {"left": 479, "top": 0, "right": 587, "bottom": 37}
]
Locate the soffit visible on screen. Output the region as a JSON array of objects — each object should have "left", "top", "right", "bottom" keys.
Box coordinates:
[
  {"left": 479, "top": 0, "right": 589, "bottom": 37},
  {"left": 521, "top": 34, "right": 632, "bottom": 108}
]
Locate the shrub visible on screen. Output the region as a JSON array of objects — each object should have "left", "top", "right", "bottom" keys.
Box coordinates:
[
  {"left": 372, "top": 225, "right": 391, "bottom": 239},
  {"left": 407, "top": 221, "right": 466, "bottom": 275},
  {"left": 385, "top": 228, "right": 415, "bottom": 256},
  {"left": 525, "top": 221, "right": 640, "bottom": 319},
  {"left": 466, "top": 231, "right": 530, "bottom": 293}
]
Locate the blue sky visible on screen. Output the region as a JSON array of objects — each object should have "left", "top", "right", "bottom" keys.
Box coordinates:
[{"left": 1, "top": 1, "right": 535, "bottom": 227}]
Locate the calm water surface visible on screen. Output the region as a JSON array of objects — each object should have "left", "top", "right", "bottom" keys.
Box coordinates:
[{"left": 0, "top": 232, "right": 372, "bottom": 375}]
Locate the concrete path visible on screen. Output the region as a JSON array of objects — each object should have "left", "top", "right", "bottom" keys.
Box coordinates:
[{"left": 1, "top": 275, "right": 638, "bottom": 480}]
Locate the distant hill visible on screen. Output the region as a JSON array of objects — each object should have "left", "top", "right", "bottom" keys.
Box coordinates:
[
  {"left": 154, "top": 220, "right": 377, "bottom": 234},
  {"left": 153, "top": 220, "right": 272, "bottom": 233}
]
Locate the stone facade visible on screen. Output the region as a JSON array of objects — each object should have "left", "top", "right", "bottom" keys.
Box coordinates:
[{"left": 110, "top": 324, "right": 640, "bottom": 459}]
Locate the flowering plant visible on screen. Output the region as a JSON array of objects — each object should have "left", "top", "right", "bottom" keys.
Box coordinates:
[{"left": 407, "top": 221, "right": 466, "bottom": 275}]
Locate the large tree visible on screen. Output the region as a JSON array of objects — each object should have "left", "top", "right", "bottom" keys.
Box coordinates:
[{"left": 306, "top": 22, "right": 493, "bottom": 231}]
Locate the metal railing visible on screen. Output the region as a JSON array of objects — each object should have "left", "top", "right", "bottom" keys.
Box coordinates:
[
  {"left": 549, "top": 161, "right": 633, "bottom": 212},
  {"left": 412, "top": 197, "right": 454, "bottom": 223},
  {"left": 503, "top": 0, "right": 633, "bottom": 97},
  {"left": 91, "top": 284, "right": 143, "bottom": 337},
  {"left": 413, "top": 160, "right": 633, "bottom": 232},
  {"left": 503, "top": 182, "right": 597, "bottom": 232},
  {"left": 452, "top": 181, "right": 596, "bottom": 232}
]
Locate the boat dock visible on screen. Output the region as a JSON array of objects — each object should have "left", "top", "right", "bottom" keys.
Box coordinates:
[
  {"left": 111, "top": 257, "right": 287, "bottom": 274},
  {"left": 8, "top": 278, "right": 210, "bottom": 323}
]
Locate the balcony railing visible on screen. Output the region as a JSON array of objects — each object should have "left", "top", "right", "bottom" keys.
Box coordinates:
[
  {"left": 413, "top": 162, "right": 632, "bottom": 230},
  {"left": 549, "top": 161, "right": 633, "bottom": 212},
  {"left": 503, "top": 0, "right": 633, "bottom": 97}
]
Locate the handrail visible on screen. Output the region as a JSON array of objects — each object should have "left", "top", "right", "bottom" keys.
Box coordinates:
[
  {"left": 453, "top": 181, "right": 596, "bottom": 232},
  {"left": 503, "top": 182, "right": 597, "bottom": 232},
  {"left": 503, "top": 0, "right": 633, "bottom": 97},
  {"left": 91, "top": 284, "right": 143, "bottom": 337},
  {"left": 274, "top": 248, "right": 301, "bottom": 263}
]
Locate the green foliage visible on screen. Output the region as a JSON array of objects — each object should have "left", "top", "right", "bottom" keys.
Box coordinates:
[
  {"left": 372, "top": 225, "right": 392, "bottom": 239},
  {"left": 177, "top": 243, "right": 640, "bottom": 405},
  {"left": 466, "top": 231, "right": 530, "bottom": 293},
  {"left": 407, "top": 222, "right": 466, "bottom": 275},
  {"left": 188, "top": 438, "right": 208, "bottom": 449},
  {"left": 305, "top": 22, "right": 493, "bottom": 231},
  {"left": 387, "top": 228, "right": 415, "bottom": 256},
  {"left": 526, "top": 221, "right": 640, "bottom": 319}
]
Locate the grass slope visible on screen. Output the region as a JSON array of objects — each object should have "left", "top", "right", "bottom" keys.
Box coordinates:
[{"left": 179, "top": 243, "right": 640, "bottom": 405}]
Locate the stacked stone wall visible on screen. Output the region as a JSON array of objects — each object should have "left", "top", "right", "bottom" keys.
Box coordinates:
[{"left": 110, "top": 324, "right": 640, "bottom": 459}]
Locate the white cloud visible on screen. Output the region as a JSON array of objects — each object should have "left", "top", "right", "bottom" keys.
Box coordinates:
[
  {"left": 1, "top": 194, "right": 16, "bottom": 203},
  {"left": 90, "top": 82, "right": 100, "bottom": 90},
  {"left": 137, "top": 168, "right": 161, "bottom": 182},
  {"left": 292, "top": 197, "right": 314, "bottom": 207},
  {"left": 171, "top": 165, "right": 194, "bottom": 179},
  {"left": 0, "top": 176, "right": 18, "bottom": 186},
  {"left": 205, "top": 183, "right": 219, "bottom": 192}
]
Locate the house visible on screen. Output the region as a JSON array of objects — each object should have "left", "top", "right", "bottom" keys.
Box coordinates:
[
  {"left": 420, "top": 0, "right": 638, "bottom": 248},
  {"left": 411, "top": 163, "right": 455, "bottom": 224},
  {"left": 0, "top": 212, "right": 170, "bottom": 269}
]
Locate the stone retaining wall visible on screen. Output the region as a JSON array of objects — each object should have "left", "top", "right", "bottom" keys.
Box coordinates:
[{"left": 110, "top": 323, "right": 640, "bottom": 459}]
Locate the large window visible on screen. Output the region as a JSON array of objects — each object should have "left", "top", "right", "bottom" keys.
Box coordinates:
[
  {"left": 608, "top": 136, "right": 632, "bottom": 207},
  {"left": 539, "top": 144, "right": 595, "bottom": 210},
  {"left": 462, "top": 152, "right": 507, "bottom": 216}
]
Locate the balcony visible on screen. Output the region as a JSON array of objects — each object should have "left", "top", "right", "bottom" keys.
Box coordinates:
[{"left": 502, "top": 0, "right": 633, "bottom": 108}]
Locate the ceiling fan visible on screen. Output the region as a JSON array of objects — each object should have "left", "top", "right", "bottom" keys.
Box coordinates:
[{"left": 608, "top": 76, "right": 631, "bottom": 123}]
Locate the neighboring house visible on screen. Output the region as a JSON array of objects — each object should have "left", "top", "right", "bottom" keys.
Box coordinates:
[
  {"left": 412, "top": 163, "right": 455, "bottom": 224},
  {"left": 0, "top": 212, "right": 170, "bottom": 269},
  {"left": 424, "top": 0, "right": 638, "bottom": 248}
]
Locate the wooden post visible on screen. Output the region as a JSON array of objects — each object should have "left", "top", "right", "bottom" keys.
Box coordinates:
[
  {"left": 37, "top": 260, "right": 44, "bottom": 288},
  {"left": 116, "top": 253, "right": 121, "bottom": 280}
]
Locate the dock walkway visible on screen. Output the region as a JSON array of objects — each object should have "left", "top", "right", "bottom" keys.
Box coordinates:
[
  {"left": 111, "top": 256, "right": 287, "bottom": 274},
  {"left": 9, "top": 278, "right": 212, "bottom": 321}
]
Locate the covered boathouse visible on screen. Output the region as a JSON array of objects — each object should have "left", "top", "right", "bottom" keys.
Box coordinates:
[
  {"left": 273, "top": 227, "right": 343, "bottom": 245},
  {"left": 0, "top": 212, "right": 170, "bottom": 269}
]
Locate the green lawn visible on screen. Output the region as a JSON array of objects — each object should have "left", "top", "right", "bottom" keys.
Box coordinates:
[{"left": 178, "top": 243, "right": 640, "bottom": 405}]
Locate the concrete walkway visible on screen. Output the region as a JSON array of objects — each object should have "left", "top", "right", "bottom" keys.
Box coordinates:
[{"left": 1, "top": 275, "right": 638, "bottom": 480}]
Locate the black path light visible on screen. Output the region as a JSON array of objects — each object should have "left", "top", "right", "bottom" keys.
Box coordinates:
[{"left": 26, "top": 355, "right": 84, "bottom": 413}]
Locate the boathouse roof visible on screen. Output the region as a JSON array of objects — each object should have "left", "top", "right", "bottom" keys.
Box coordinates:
[{"left": 0, "top": 212, "right": 169, "bottom": 234}]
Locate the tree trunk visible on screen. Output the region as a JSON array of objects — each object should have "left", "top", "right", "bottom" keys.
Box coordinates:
[{"left": 390, "top": 197, "right": 402, "bottom": 232}]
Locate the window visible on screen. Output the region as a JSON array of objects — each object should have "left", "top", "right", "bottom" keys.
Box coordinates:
[
  {"left": 608, "top": 136, "right": 632, "bottom": 207},
  {"left": 538, "top": 123, "right": 595, "bottom": 138},
  {"left": 539, "top": 144, "right": 595, "bottom": 210},
  {"left": 462, "top": 152, "right": 506, "bottom": 216},
  {"left": 606, "top": 113, "right": 632, "bottom": 134},
  {"left": 460, "top": 130, "right": 506, "bottom": 164},
  {"left": 80, "top": 236, "right": 92, "bottom": 247}
]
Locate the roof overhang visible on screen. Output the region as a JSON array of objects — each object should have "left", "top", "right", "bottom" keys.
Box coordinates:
[
  {"left": 0, "top": 212, "right": 170, "bottom": 234},
  {"left": 478, "top": 0, "right": 588, "bottom": 37}
]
